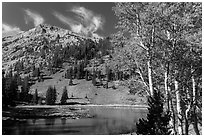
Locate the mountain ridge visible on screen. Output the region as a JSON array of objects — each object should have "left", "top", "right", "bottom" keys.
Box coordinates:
[{"left": 2, "top": 23, "right": 102, "bottom": 72}]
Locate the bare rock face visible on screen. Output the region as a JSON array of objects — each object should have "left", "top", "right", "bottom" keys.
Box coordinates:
[{"left": 2, "top": 24, "right": 100, "bottom": 72}]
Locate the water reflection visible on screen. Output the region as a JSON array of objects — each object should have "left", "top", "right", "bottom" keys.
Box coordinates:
[
  {"left": 45, "top": 118, "right": 55, "bottom": 126},
  {"left": 32, "top": 119, "right": 36, "bottom": 124},
  {"left": 61, "top": 118, "right": 66, "bottom": 125},
  {"left": 2, "top": 107, "right": 147, "bottom": 135}
]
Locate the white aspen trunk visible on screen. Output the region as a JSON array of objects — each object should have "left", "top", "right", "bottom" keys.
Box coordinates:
[
  {"left": 175, "top": 80, "right": 183, "bottom": 135},
  {"left": 185, "top": 104, "right": 190, "bottom": 135},
  {"left": 147, "top": 26, "right": 155, "bottom": 97},
  {"left": 137, "top": 67, "right": 150, "bottom": 96},
  {"left": 184, "top": 88, "right": 191, "bottom": 135},
  {"left": 164, "top": 67, "right": 176, "bottom": 135},
  {"left": 191, "top": 74, "right": 200, "bottom": 135},
  {"left": 170, "top": 94, "right": 177, "bottom": 135},
  {"left": 192, "top": 75, "right": 196, "bottom": 102},
  {"left": 164, "top": 69, "right": 169, "bottom": 111},
  {"left": 147, "top": 59, "right": 153, "bottom": 96}
]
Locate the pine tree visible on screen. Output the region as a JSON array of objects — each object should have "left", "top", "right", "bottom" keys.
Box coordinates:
[
  {"left": 33, "top": 89, "right": 38, "bottom": 104},
  {"left": 92, "top": 69, "right": 96, "bottom": 86},
  {"left": 106, "top": 66, "right": 110, "bottom": 82},
  {"left": 2, "top": 70, "right": 8, "bottom": 108},
  {"left": 73, "top": 65, "right": 77, "bottom": 79},
  {"left": 53, "top": 86, "right": 57, "bottom": 103},
  {"left": 76, "top": 62, "right": 81, "bottom": 79},
  {"left": 69, "top": 67, "right": 73, "bottom": 79},
  {"left": 21, "top": 76, "right": 30, "bottom": 101},
  {"left": 98, "top": 70, "right": 102, "bottom": 86},
  {"left": 105, "top": 81, "right": 108, "bottom": 89},
  {"left": 65, "top": 69, "right": 68, "bottom": 79},
  {"left": 64, "top": 71, "right": 67, "bottom": 79},
  {"left": 136, "top": 90, "right": 171, "bottom": 135},
  {"left": 85, "top": 70, "right": 89, "bottom": 81},
  {"left": 65, "top": 68, "right": 71, "bottom": 79},
  {"left": 60, "top": 86, "right": 68, "bottom": 104},
  {"left": 69, "top": 76, "right": 73, "bottom": 86},
  {"left": 45, "top": 86, "right": 57, "bottom": 105},
  {"left": 45, "top": 86, "right": 52, "bottom": 105}
]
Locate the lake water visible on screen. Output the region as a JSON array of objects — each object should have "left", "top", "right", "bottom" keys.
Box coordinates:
[{"left": 2, "top": 106, "right": 148, "bottom": 135}]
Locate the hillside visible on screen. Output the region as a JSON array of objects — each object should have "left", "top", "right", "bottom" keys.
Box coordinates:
[{"left": 29, "top": 66, "right": 146, "bottom": 105}]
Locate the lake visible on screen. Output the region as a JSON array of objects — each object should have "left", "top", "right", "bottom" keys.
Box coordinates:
[{"left": 2, "top": 106, "right": 148, "bottom": 135}]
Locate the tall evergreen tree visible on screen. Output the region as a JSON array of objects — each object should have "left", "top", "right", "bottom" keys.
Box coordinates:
[
  {"left": 60, "top": 86, "right": 68, "bottom": 104},
  {"left": 33, "top": 89, "right": 38, "bottom": 104},
  {"left": 85, "top": 70, "right": 89, "bottom": 81},
  {"left": 76, "top": 62, "right": 81, "bottom": 79},
  {"left": 92, "top": 69, "right": 96, "bottom": 86},
  {"left": 45, "top": 86, "right": 57, "bottom": 105},
  {"left": 69, "top": 75, "right": 73, "bottom": 86},
  {"left": 66, "top": 67, "right": 72, "bottom": 79},
  {"left": 21, "top": 76, "right": 30, "bottom": 101},
  {"left": 2, "top": 70, "right": 8, "bottom": 108},
  {"left": 106, "top": 66, "right": 111, "bottom": 82},
  {"left": 136, "top": 90, "right": 171, "bottom": 135}
]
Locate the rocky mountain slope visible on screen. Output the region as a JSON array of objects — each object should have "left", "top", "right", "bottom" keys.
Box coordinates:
[{"left": 2, "top": 24, "right": 100, "bottom": 72}]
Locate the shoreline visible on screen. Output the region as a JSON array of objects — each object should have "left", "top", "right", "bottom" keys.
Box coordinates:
[
  {"left": 3, "top": 104, "right": 148, "bottom": 120},
  {"left": 15, "top": 104, "right": 148, "bottom": 109}
]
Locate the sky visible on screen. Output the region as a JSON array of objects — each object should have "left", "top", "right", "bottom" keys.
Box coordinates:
[{"left": 2, "top": 2, "right": 118, "bottom": 37}]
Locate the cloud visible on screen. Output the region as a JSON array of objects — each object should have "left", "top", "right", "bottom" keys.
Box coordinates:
[
  {"left": 71, "top": 6, "right": 104, "bottom": 31},
  {"left": 53, "top": 11, "right": 85, "bottom": 34},
  {"left": 53, "top": 6, "right": 105, "bottom": 38},
  {"left": 24, "top": 9, "right": 44, "bottom": 26},
  {"left": 53, "top": 11, "right": 78, "bottom": 29},
  {"left": 2, "top": 23, "right": 21, "bottom": 33}
]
